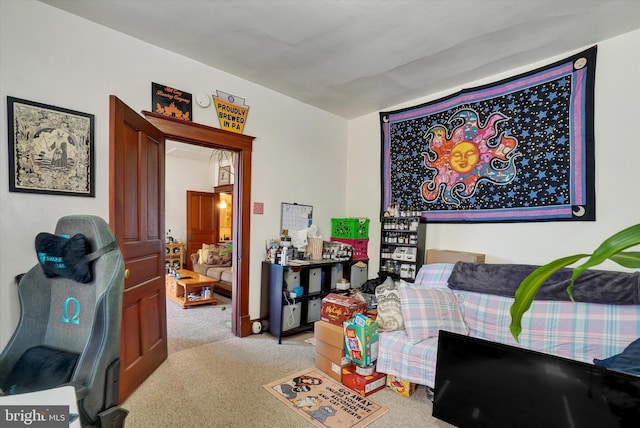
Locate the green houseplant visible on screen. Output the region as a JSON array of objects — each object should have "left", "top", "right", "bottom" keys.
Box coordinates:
[{"left": 509, "top": 223, "right": 640, "bottom": 341}]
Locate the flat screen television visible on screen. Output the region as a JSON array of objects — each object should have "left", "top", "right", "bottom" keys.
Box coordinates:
[{"left": 433, "top": 331, "right": 640, "bottom": 428}]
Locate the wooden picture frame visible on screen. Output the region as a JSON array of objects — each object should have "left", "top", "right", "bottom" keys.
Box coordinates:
[
  {"left": 7, "top": 97, "right": 95, "bottom": 197},
  {"left": 218, "top": 165, "right": 231, "bottom": 185}
]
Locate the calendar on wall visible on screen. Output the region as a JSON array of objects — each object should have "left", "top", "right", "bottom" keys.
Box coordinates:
[{"left": 280, "top": 202, "right": 313, "bottom": 236}]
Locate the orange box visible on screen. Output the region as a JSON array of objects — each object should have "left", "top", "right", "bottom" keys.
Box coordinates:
[
  {"left": 316, "top": 353, "right": 353, "bottom": 382},
  {"left": 386, "top": 374, "right": 417, "bottom": 397},
  {"left": 314, "top": 320, "right": 345, "bottom": 348},
  {"left": 341, "top": 366, "right": 386, "bottom": 397},
  {"left": 320, "top": 293, "right": 367, "bottom": 326}
]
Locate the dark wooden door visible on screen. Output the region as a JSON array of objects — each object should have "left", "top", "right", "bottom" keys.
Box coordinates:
[
  {"left": 186, "top": 190, "right": 216, "bottom": 268},
  {"left": 109, "top": 96, "right": 167, "bottom": 402}
]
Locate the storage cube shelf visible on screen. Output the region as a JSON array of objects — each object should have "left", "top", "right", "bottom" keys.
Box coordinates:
[
  {"left": 262, "top": 259, "right": 369, "bottom": 344},
  {"left": 331, "top": 218, "right": 370, "bottom": 239},
  {"left": 165, "top": 243, "right": 185, "bottom": 270}
]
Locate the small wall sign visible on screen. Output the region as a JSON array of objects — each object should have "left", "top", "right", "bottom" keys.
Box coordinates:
[
  {"left": 213, "top": 90, "right": 249, "bottom": 133},
  {"left": 152, "top": 82, "right": 192, "bottom": 121}
]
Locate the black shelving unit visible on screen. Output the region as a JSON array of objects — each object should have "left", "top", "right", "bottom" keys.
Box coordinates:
[
  {"left": 262, "top": 259, "right": 368, "bottom": 343},
  {"left": 379, "top": 216, "right": 426, "bottom": 282}
]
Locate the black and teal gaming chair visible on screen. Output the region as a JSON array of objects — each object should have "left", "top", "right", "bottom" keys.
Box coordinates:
[{"left": 0, "top": 215, "right": 128, "bottom": 427}]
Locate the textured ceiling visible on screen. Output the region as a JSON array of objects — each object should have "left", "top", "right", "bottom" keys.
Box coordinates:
[{"left": 40, "top": 0, "right": 640, "bottom": 119}]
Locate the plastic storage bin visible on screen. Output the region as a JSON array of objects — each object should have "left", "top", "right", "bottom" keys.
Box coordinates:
[
  {"left": 284, "top": 267, "right": 301, "bottom": 292},
  {"left": 308, "top": 267, "right": 322, "bottom": 294},
  {"left": 307, "top": 297, "right": 322, "bottom": 323},
  {"left": 282, "top": 301, "right": 301, "bottom": 331},
  {"left": 330, "top": 238, "right": 369, "bottom": 260},
  {"left": 331, "top": 218, "right": 370, "bottom": 239}
]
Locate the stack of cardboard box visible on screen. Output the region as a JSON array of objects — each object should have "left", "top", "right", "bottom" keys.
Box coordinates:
[
  {"left": 315, "top": 293, "right": 367, "bottom": 383},
  {"left": 314, "top": 320, "right": 351, "bottom": 382},
  {"left": 315, "top": 293, "right": 386, "bottom": 397}
]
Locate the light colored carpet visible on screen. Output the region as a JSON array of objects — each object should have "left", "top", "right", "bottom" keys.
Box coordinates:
[
  {"left": 123, "top": 301, "right": 455, "bottom": 427},
  {"left": 165, "top": 293, "right": 234, "bottom": 354}
]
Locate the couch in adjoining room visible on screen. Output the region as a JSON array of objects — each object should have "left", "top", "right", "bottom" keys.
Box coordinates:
[
  {"left": 375, "top": 260, "right": 640, "bottom": 394},
  {"left": 190, "top": 242, "right": 233, "bottom": 298}
]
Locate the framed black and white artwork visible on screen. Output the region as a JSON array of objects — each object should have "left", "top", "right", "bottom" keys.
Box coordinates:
[{"left": 7, "top": 96, "right": 95, "bottom": 197}]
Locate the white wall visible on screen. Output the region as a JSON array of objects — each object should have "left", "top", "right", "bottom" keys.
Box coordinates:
[
  {"left": 348, "top": 29, "right": 640, "bottom": 275},
  {"left": 0, "top": 1, "right": 348, "bottom": 347},
  {"left": 164, "top": 142, "right": 218, "bottom": 244}
]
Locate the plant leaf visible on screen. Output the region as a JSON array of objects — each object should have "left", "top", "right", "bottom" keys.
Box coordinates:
[
  {"left": 510, "top": 224, "right": 640, "bottom": 342},
  {"left": 609, "top": 251, "right": 640, "bottom": 268},
  {"left": 570, "top": 224, "right": 640, "bottom": 283},
  {"left": 509, "top": 254, "right": 588, "bottom": 342}
]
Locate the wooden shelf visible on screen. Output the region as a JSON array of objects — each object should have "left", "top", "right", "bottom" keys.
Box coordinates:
[{"left": 166, "top": 243, "right": 185, "bottom": 270}]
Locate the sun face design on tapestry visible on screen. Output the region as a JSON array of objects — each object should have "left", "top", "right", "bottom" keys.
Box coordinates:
[
  {"left": 421, "top": 109, "right": 520, "bottom": 206},
  {"left": 380, "top": 46, "right": 596, "bottom": 222}
]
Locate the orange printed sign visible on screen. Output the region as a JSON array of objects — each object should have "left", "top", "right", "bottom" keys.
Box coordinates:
[
  {"left": 213, "top": 90, "right": 249, "bottom": 134},
  {"left": 152, "top": 82, "right": 192, "bottom": 121}
]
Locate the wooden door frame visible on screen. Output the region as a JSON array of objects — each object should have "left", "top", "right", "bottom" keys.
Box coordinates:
[{"left": 143, "top": 111, "right": 254, "bottom": 337}]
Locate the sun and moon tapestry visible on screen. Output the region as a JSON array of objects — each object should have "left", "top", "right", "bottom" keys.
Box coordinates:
[{"left": 380, "top": 46, "right": 596, "bottom": 223}]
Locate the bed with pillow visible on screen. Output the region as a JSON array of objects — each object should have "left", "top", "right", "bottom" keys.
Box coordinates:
[
  {"left": 375, "top": 262, "right": 640, "bottom": 395},
  {"left": 190, "top": 242, "right": 233, "bottom": 297}
]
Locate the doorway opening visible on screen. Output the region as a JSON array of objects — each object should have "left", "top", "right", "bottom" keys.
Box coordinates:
[
  {"left": 144, "top": 110, "right": 255, "bottom": 338},
  {"left": 165, "top": 141, "right": 236, "bottom": 350}
]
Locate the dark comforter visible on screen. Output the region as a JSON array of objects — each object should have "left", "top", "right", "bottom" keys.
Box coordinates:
[{"left": 447, "top": 262, "right": 640, "bottom": 304}]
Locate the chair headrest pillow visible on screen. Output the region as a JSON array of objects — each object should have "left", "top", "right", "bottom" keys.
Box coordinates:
[{"left": 35, "top": 232, "right": 118, "bottom": 283}]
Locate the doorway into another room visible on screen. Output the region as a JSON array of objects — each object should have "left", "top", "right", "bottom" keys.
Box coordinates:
[{"left": 165, "top": 141, "right": 236, "bottom": 354}]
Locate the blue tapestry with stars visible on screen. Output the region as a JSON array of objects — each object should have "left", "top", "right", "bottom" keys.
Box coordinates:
[{"left": 380, "top": 46, "right": 596, "bottom": 223}]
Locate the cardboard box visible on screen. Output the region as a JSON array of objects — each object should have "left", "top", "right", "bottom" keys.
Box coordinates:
[
  {"left": 341, "top": 366, "right": 386, "bottom": 397},
  {"left": 314, "top": 320, "right": 345, "bottom": 348},
  {"left": 425, "top": 249, "right": 485, "bottom": 264},
  {"left": 386, "top": 375, "right": 417, "bottom": 397},
  {"left": 343, "top": 313, "right": 378, "bottom": 366},
  {"left": 316, "top": 353, "right": 353, "bottom": 383},
  {"left": 316, "top": 340, "right": 350, "bottom": 366},
  {"left": 320, "top": 293, "right": 367, "bottom": 326}
]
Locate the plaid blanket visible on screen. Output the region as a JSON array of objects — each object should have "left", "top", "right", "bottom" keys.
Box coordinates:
[{"left": 376, "top": 263, "right": 640, "bottom": 388}]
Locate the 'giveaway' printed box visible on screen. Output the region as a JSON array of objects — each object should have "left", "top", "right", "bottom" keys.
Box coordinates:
[{"left": 343, "top": 313, "right": 378, "bottom": 366}]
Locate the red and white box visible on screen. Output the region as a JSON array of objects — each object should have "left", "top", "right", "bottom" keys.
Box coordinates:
[
  {"left": 341, "top": 366, "right": 386, "bottom": 397},
  {"left": 320, "top": 293, "right": 367, "bottom": 326}
]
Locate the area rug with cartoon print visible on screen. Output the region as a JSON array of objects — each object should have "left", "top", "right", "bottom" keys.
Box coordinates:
[{"left": 263, "top": 368, "right": 388, "bottom": 428}]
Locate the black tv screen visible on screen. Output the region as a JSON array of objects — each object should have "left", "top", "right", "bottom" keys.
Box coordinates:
[{"left": 433, "top": 331, "right": 640, "bottom": 428}]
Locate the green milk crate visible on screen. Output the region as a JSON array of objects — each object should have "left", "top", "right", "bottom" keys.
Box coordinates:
[{"left": 331, "top": 218, "right": 370, "bottom": 239}]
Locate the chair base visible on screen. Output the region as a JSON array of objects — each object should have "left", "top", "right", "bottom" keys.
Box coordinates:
[{"left": 95, "top": 406, "right": 128, "bottom": 428}]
